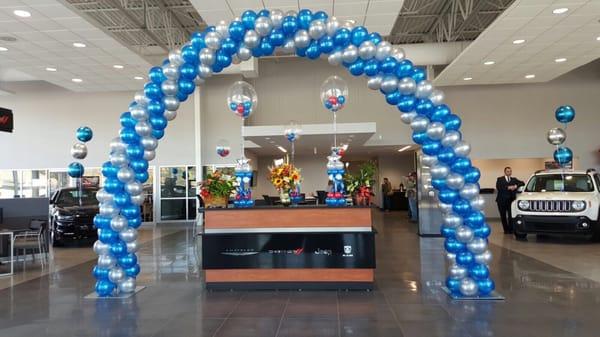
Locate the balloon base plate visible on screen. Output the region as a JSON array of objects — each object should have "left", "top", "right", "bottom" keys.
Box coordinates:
[
  {"left": 442, "top": 287, "right": 504, "bottom": 301},
  {"left": 84, "top": 286, "right": 146, "bottom": 299}
]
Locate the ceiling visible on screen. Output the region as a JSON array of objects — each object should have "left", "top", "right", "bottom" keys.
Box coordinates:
[{"left": 435, "top": 0, "right": 600, "bottom": 86}]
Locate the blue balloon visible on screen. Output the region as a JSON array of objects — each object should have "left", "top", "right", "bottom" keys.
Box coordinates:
[
  {"left": 295, "top": 46, "right": 307, "bottom": 57},
  {"left": 465, "top": 211, "right": 485, "bottom": 228},
  {"left": 412, "top": 131, "right": 428, "bottom": 145},
  {"left": 444, "top": 114, "right": 462, "bottom": 131},
  {"left": 441, "top": 225, "right": 456, "bottom": 238},
  {"left": 148, "top": 66, "right": 166, "bottom": 84},
  {"left": 76, "top": 126, "right": 93, "bottom": 142},
  {"left": 397, "top": 95, "right": 416, "bottom": 113},
  {"left": 120, "top": 127, "right": 140, "bottom": 144},
  {"left": 179, "top": 62, "right": 198, "bottom": 80},
  {"left": 446, "top": 277, "right": 461, "bottom": 294},
  {"left": 368, "top": 32, "right": 382, "bottom": 44},
  {"left": 396, "top": 59, "right": 413, "bottom": 78},
  {"left": 67, "top": 162, "right": 84, "bottom": 178},
  {"left": 205, "top": 25, "right": 216, "bottom": 32},
  {"left": 113, "top": 192, "right": 130, "bottom": 207},
  {"left": 334, "top": 28, "right": 351, "bottom": 47},
  {"left": 121, "top": 204, "right": 141, "bottom": 220},
  {"left": 469, "top": 263, "right": 490, "bottom": 280},
  {"left": 553, "top": 147, "right": 573, "bottom": 165},
  {"left": 128, "top": 216, "right": 142, "bottom": 229},
  {"left": 452, "top": 198, "right": 472, "bottom": 216},
  {"left": 477, "top": 278, "right": 495, "bottom": 295},
  {"left": 95, "top": 280, "right": 115, "bottom": 297},
  {"left": 229, "top": 21, "right": 245, "bottom": 41},
  {"left": 190, "top": 32, "right": 206, "bottom": 51},
  {"left": 437, "top": 147, "right": 456, "bottom": 164},
  {"left": 363, "top": 59, "right": 380, "bottom": 76},
  {"left": 282, "top": 16, "right": 299, "bottom": 36},
  {"left": 463, "top": 166, "right": 481, "bottom": 184},
  {"left": 380, "top": 56, "right": 398, "bottom": 74},
  {"left": 98, "top": 228, "right": 119, "bottom": 244},
  {"left": 130, "top": 159, "right": 149, "bottom": 173},
  {"left": 422, "top": 141, "right": 441, "bottom": 156},
  {"left": 149, "top": 115, "right": 168, "bottom": 131},
  {"left": 351, "top": 26, "right": 368, "bottom": 46},
  {"left": 118, "top": 253, "right": 137, "bottom": 269},
  {"left": 431, "top": 178, "right": 447, "bottom": 190},
  {"left": 451, "top": 158, "right": 472, "bottom": 174},
  {"left": 135, "top": 171, "right": 149, "bottom": 184},
  {"left": 298, "top": 9, "right": 313, "bottom": 30},
  {"left": 412, "top": 67, "right": 426, "bottom": 83},
  {"left": 349, "top": 59, "right": 365, "bottom": 76},
  {"left": 216, "top": 50, "right": 232, "bottom": 68},
  {"left": 103, "top": 178, "right": 123, "bottom": 194},
  {"left": 144, "top": 82, "right": 162, "bottom": 100},
  {"left": 555, "top": 105, "right": 575, "bottom": 124},
  {"left": 147, "top": 99, "right": 165, "bottom": 116},
  {"left": 181, "top": 79, "right": 196, "bottom": 95},
  {"left": 306, "top": 41, "right": 321, "bottom": 59},
  {"left": 241, "top": 10, "right": 257, "bottom": 29},
  {"left": 93, "top": 215, "right": 111, "bottom": 229},
  {"left": 124, "top": 264, "right": 141, "bottom": 277},
  {"left": 110, "top": 240, "right": 128, "bottom": 257},
  {"left": 438, "top": 189, "right": 459, "bottom": 204},
  {"left": 181, "top": 45, "right": 198, "bottom": 65},
  {"left": 415, "top": 99, "right": 434, "bottom": 117},
  {"left": 338, "top": 96, "right": 346, "bottom": 104},
  {"left": 120, "top": 112, "right": 136, "bottom": 128},
  {"left": 456, "top": 251, "right": 475, "bottom": 266},
  {"left": 444, "top": 238, "right": 465, "bottom": 253},
  {"left": 313, "top": 11, "right": 328, "bottom": 20},
  {"left": 385, "top": 91, "right": 401, "bottom": 105},
  {"left": 473, "top": 224, "right": 491, "bottom": 238},
  {"left": 257, "top": 9, "right": 270, "bottom": 17},
  {"left": 93, "top": 266, "right": 110, "bottom": 280},
  {"left": 269, "top": 29, "right": 285, "bottom": 47},
  {"left": 431, "top": 104, "right": 451, "bottom": 122},
  {"left": 251, "top": 45, "right": 264, "bottom": 58},
  {"left": 152, "top": 129, "right": 165, "bottom": 140}
]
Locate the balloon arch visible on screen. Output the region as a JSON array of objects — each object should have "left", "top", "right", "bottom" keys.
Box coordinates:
[{"left": 91, "top": 8, "right": 494, "bottom": 298}]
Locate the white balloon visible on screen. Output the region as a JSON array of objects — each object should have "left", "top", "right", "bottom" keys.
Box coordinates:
[
  {"left": 162, "top": 64, "right": 179, "bottom": 80},
  {"left": 281, "top": 38, "right": 296, "bottom": 54},
  {"left": 400, "top": 112, "right": 417, "bottom": 125},
  {"left": 96, "top": 189, "right": 113, "bottom": 203},
  {"left": 130, "top": 194, "right": 145, "bottom": 205},
  {"left": 110, "top": 215, "right": 128, "bottom": 232},
  {"left": 164, "top": 96, "right": 180, "bottom": 112},
  {"left": 97, "top": 254, "right": 116, "bottom": 269},
  {"left": 140, "top": 136, "right": 158, "bottom": 151},
  {"left": 99, "top": 202, "right": 119, "bottom": 217},
  {"left": 130, "top": 105, "right": 148, "bottom": 121},
  {"left": 459, "top": 183, "right": 480, "bottom": 200},
  {"left": 119, "top": 228, "right": 138, "bottom": 243},
  {"left": 326, "top": 17, "right": 340, "bottom": 36},
  {"left": 255, "top": 16, "right": 273, "bottom": 37},
  {"left": 391, "top": 46, "right": 405, "bottom": 61},
  {"left": 164, "top": 109, "right": 177, "bottom": 121},
  {"left": 125, "top": 181, "right": 143, "bottom": 196},
  {"left": 168, "top": 49, "right": 184, "bottom": 66},
  {"left": 446, "top": 173, "right": 465, "bottom": 190},
  {"left": 342, "top": 45, "right": 358, "bottom": 63},
  {"left": 126, "top": 240, "right": 139, "bottom": 253},
  {"left": 110, "top": 151, "right": 128, "bottom": 168},
  {"left": 134, "top": 92, "right": 150, "bottom": 107},
  {"left": 117, "top": 167, "right": 135, "bottom": 183},
  {"left": 367, "top": 75, "right": 383, "bottom": 90},
  {"left": 426, "top": 122, "right": 446, "bottom": 140},
  {"left": 237, "top": 46, "right": 252, "bottom": 61},
  {"left": 118, "top": 277, "right": 136, "bottom": 293},
  {"left": 430, "top": 164, "right": 450, "bottom": 179},
  {"left": 93, "top": 240, "right": 110, "bottom": 255},
  {"left": 410, "top": 116, "right": 429, "bottom": 132},
  {"left": 470, "top": 195, "right": 485, "bottom": 211},
  {"left": 380, "top": 76, "right": 398, "bottom": 94},
  {"left": 161, "top": 80, "right": 178, "bottom": 96},
  {"left": 375, "top": 41, "right": 392, "bottom": 61},
  {"left": 421, "top": 155, "right": 438, "bottom": 167},
  {"left": 441, "top": 131, "right": 462, "bottom": 147},
  {"left": 108, "top": 267, "right": 125, "bottom": 283},
  {"left": 215, "top": 20, "right": 230, "bottom": 38},
  {"left": 429, "top": 89, "right": 445, "bottom": 106},
  {"left": 456, "top": 225, "right": 474, "bottom": 243},
  {"left": 398, "top": 77, "right": 416, "bottom": 95},
  {"left": 415, "top": 80, "right": 434, "bottom": 99},
  {"left": 454, "top": 141, "right": 471, "bottom": 157},
  {"left": 70, "top": 143, "right": 87, "bottom": 160},
  {"left": 308, "top": 20, "right": 326, "bottom": 40},
  {"left": 293, "top": 30, "right": 310, "bottom": 48},
  {"left": 460, "top": 278, "right": 479, "bottom": 297},
  {"left": 358, "top": 41, "right": 377, "bottom": 60},
  {"left": 328, "top": 50, "right": 343, "bottom": 66},
  {"left": 205, "top": 31, "right": 222, "bottom": 50},
  {"left": 199, "top": 48, "right": 215, "bottom": 66},
  {"left": 467, "top": 238, "right": 488, "bottom": 255},
  {"left": 270, "top": 9, "right": 284, "bottom": 28},
  {"left": 135, "top": 121, "right": 152, "bottom": 137},
  {"left": 443, "top": 213, "right": 463, "bottom": 228},
  {"left": 449, "top": 265, "right": 467, "bottom": 279},
  {"left": 474, "top": 250, "right": 493, "bottom": 264}
]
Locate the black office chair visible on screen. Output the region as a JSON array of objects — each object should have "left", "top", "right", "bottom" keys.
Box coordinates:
[
  {"left": 263, "top": 195, "right": 273, "bottom": 205},
  {"left": 316, "top": 190, "right": 327, "bottom": 205}
]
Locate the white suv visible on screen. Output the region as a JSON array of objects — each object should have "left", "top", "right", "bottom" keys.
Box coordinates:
[{"left": 512, "top": 169, "right": 600, "bottom": 240}]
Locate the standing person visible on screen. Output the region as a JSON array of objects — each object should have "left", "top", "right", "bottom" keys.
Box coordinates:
[
  {"left": 406, "top": 172, "right": 418, "bottom": 222},
  {"left": 381, "top": 178, "right": 392, "bottom": 212},
  {"left": 495, "top": 167, "right": 525, "bottom": 234}
]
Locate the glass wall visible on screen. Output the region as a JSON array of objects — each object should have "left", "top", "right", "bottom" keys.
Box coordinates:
[
  {"left": 0, "top": 169, "right": 48, "bottom": 198},
  {"left": 159, "top": 166, "right": 196, "bottom": 221}
]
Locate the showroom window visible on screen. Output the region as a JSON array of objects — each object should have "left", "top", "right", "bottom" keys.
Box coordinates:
[
  {"left": 159, "top": 166, "right": 196, "bottom": 221},
  {"left": 0, "top": 169, "right": 48, "bottom": 198}
]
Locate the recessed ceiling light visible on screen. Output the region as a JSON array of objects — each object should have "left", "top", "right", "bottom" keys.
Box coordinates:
[
  {"left": 463, "top": 77, "right": 473, "bottom": 81},
  {"left": 269, "top": 140, "right": 275, "bottom": 144},
  {"left": 512, "top": 39, "right": 526, "bottom": 44},
  {"left": 596, "top": 36, "right": 600, "bottom": 41},
  {"left": 13, "top": 10, "right": 31, "bottom": 18},
  {"left": 113, "top": 64, "right": 124, "bottom": 69},
  {"left": 555, "top": 58, "right": 567, "bottom": 63},
  {"left": 133, "top": 76, "right": 144, "bottom": 80},
  {"left": 46, "top": 67, "right": 57, "bottom": 72},
  {"left": 72, "top": 42, "right": 86, "bottom": 48},
  {"left": 265, "top": 137, "right": 270, "bottom": 140},
  {"left": 552, "top": 7, "right": 569, "bottom": 14},
  {"left": 484, "top": 61, "right": 495, "bottom": 65},
  {"left": 525, "top": 74, "right": 535, "bottom": 79},
  {"left": 0, "top": 47, "right": 7, "bottom": 52},
  {"left": 72, "top": 78, "right": 83, "bottom": 83},
  {"left": 277, "top": 146, "right": 287, "bottom": 153}
]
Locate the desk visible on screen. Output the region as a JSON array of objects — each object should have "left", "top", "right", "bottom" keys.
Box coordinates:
[
  {"left": 202, "top": 206, "right": 375, "bottom": 290},
  {"left": 0, "top": 230, "right": 14, "bottom": 276}
]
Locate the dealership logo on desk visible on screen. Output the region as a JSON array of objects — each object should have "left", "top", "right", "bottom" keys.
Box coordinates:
[
  {"left": 221, "top": 248, "right": 259, "bottom": 256},
  {"left": 343, "top": 245, "right": 354, "bottom": 257}
]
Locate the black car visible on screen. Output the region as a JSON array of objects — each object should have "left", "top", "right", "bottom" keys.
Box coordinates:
[{"left": 49, "top": 187, "right": 99, "bottom": 246}]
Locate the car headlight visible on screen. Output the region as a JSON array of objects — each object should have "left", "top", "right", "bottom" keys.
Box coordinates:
[
  {"left": 518, "top": 200, "right": 530, "bottom": 210},
  {"left": 56, "top": 213, "right": 74, "bottom": 221},
  {"left": 572, "top": 200, "right": 586, "bottom": 211}
]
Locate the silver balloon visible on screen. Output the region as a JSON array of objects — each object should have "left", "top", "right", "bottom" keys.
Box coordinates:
[
  {"left": 439, "top": 202, "right": 453, "bottom": 214},
  {"left": 358, "top": 41, "right": 376, "bottom": 60},
  {"left": 326, "top": 17, "right": 340, "bottom": 36},
  {"left": 255, "top": 16, "right": 273, "bottom": 37},
  {"left": 130, "top": 193, "right": 145, "bottom": 205},
  {"left": 342, "top": 45, "right": 358, "bottom": 63},
  {"left": 429, "top": 89, "right": 445, "bottom": 106},
  {"left": 426, "top": 122, "right": 446, "bottom": 140},
  {"left": 380, "top": 76, "right": 398, "bottom": 94},
  {"left": 430, "top": 163, "right": 450, "bottom": 179},
  {"left": 281, "top": 38, "right": 296, "bottom": 54},
  {"left": 456, "top": 225, "right": 474, "bottom": 243},
  {"left": 391, "top": 46, "right": 405, "bottom": 61},
  {"left": 134, "top": 91, "right": 150, "bottom": 107},
  {"left": 400, "top": 112, "right": 417, "bottom": 125},
  {"left": 328, "top": 50, "right": 343, "bottom": 66},
  {"left": 141, "top": 136, "right": 158, "bottom": 151},
  {"left": 474, "top": 250, "right": 493, "bottom": 264},
  {"left": 110, "top": 215, "right": 128, "bottom": 232},
  {"left": 342, "top": 19, "right": 355, "bottom": 30},
  {"left": 125, "top": 181, "right": 143, "bottom": 196},
  {"left": 547, "top": 127, "right": 566, "bottom": 145},
  {"left": 449, "top": 265, "right": 467, "bottom": 279},
  {"left": 198, "top": 64, "right": 213, "bottom": 78},
  {"left": 168, "top": 49, "right": 184, "bottom": 66},
  {"left": 470, "top": 195, "right": 485, "bottom": 211},
  {"left": 135, "top": 121, "right": 152, "bottom": 137},
  {"left": 421, "top": 155, "right": 438, "bottom": 167},
  {"left": 410, "top": 116, "right": 429, "bottom": 132},
  {"left": 205, "top": 31, "right": 222, "bottom": 50},
  {"left": 161, "top": 80, "right": 178, "bottom": 96},
  {"left": 126, "top": 240, "right": 139, "bottom": 253},
  {"left": 108, "top": 266, "right": 125, "bottom": 283},
  {"left": 237, "top": 46, "right": 252, "bottom": 61},
  {"left": 96, "top": 189, "right": 113, "bottom": 204},
  {"left": 441, "top": 131, "right": 462, "bottom": 147},
  {"left": 308, "top": 20, "right": 326, "bottom": 40},
  {"left": 443, "top": 213, "right": 463, "bottom": 228},
  {"left": 117, "top": 167, "right": 135, "bottom": 183},
  {"left": 162, "top": 64, "right": 179, "bottom": 80},
  {"left": 460, "top": 278, "right": 479, "bottom": 297},
  {"left": 93, "top": 240, "right": 110, "bottom": 255},
  {"left": 130, "top": 104, "right": 149, "bottom": 121},
  {"left": 215, "top": 20, "right": 230, "bottom": 38},
  {"left": 367, "top": 75, "right": 383, "bottom": 90},
  {"left": 467, "top": 238, "right": 488, "bottom": 255},
  {"left": 97, "top": 254, "right": 116, "bottom": 269},
  {"left": 270, "top": 9, "right": 284, "bottom": 29},
  {"left": 415, "top": 80, "right": 434, "bottom": 99},
  {"left": 199, "top": 48, "right": 216, "bottom": 66},
  {"left": 164, "top": 109, "right": 177, "bottom": 121},
  {"left": 446, "top": 252, "right": 457, "bottom": 263},
  {"left": 375, "top": 41, "right": 392, "bottom": 61},
  {"left": 454, "top": 141, "right": 471, "bottom": 157},
  {"left": 231, "top": 54, "right": 241, "bottom": 65},
  {"left": 293, "top": 30, "right": 311, "bottom": 49},
  {"left": 143, "top": 149, "right": 156, "bottom": 162},
  {"left": 194, "top": 77, "right": 205, "bottom": 86},
  {"left": 446, "top": 173, "right": 465, "bottom": 190},
  {"left": 285, "top": 10, "right": 297, "bottom": 17},
  {"left": 70, "top": 143, "right": 87, "bottom": 160},
  {"left": 164, "top": 96, "right": 180, "bottom": 112},
  {"left": 398, "top": 77, "right": 416, "bottom": 95},
  {"left": 110, "top": 151, "right": 128, "bottom": 167},
  {"left": 118, "top": 277, "right": 136, "bottom": 293},
  {"left": 459, "top": 183, "right": 480, "bottom": 200},
  {"left": 119, "top": 228, "right": 138, "bottom": 243},
  {"left": 244, "top": 30, "right": 260, "bottom": 49}
]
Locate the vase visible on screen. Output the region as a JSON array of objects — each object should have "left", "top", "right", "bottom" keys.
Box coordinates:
[
  {"left": 202, "top": 195, "right": 227, "bottom": 208},
  {"left": 280, "top": 191, "right": 291, "bottom": 207}
]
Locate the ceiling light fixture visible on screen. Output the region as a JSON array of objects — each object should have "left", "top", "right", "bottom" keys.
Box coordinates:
[
  {"left": 72, "top": 78, "right": 83, "bottom": 83},
  {"left": 525, "top": 74, "right": 535, "bottom": 79},
  {"left": 596, "top": 36, "right": 600, "bottom": 41},
  {"left": 398, "top": 145, "right": 411, "bottom": 152},
  {"left": 484, "top": 61, "right": 495, "bottom": 65},
  {"left": 512, "top": 39, "right": 526, "bottom": 44},
  {"left": 463, "top": 77, "right": 473, "bottom": 81},
  {"left": 113, "top": 64, "right": 124, "bottom": 69},
  {"left": 133, "top": 76, "right": 144, "bottom": 80},
  {"left": 552, "top": 7, "right": 569, "bottom": 14},
  {"left": 555, "top": 58, "right": 567, "bottom": 63},
  {"left": 265, "top": 137, "right": 270, "bottom": 140},
  {"left": 72, "top": 42, "right": 86, "bottom": 48},
  {"left": 13, "top": 10, "right": 31, "bottom": 18},
  {"left": 277, "top": 146, "right": 287, "bottom": 153},
  {"left": 46, "top": 67, "right": 57, "bottom": 72},
  {"left": 0, "top": 47, "right": 7, "bottom": 52}
]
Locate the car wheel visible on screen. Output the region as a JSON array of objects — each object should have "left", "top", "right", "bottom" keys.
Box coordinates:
[{"left": 591, "top": 225, "right": 600, "bottom": 242}]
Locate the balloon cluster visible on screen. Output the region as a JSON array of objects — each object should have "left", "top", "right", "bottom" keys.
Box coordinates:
[
  {"left": 284, "top": 121, "right": 302, "bottom": 143},
  {"left": 68, "top": 126, "right": 93, "bottom": 178},
  {"left": 547, "top": 105, "right": 575, "bottom": 166},
  {"left": 216, "top": 139, "right": 231, "bottom": 158},
  {"left": 332, "top": 145, "right": 347, "bottom": 157},
  {"left": 234, "top": 157, "right": 254, "bottom": 208},
  {"left": 227, "top": 81, "right": 257, "bottom": 119},
  {"left": 326, "top": 151, "right": 346, "bottom": 207},
  {"left": 321, "top": 76, "right": 348, "bottom": 113}
]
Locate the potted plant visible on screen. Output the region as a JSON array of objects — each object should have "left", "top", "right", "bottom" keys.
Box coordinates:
[
  {"left": 199, "top": 170, "right": 235, "bottom": 208},
  {"left": 268, "top": 162, "right": 301, "bottom": 206},
  {"left": 344, "top": 162, "right": 376, "bottom": 206}
]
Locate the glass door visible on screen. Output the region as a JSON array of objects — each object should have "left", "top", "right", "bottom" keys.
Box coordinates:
[{"left": 159, "top": 166, "right": 196, "bottom": 222}]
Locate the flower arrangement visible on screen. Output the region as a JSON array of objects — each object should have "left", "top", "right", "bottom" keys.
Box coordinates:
[
  {"left": 344, "top": 161, "right": 376, "bottom": 206},
  {"left": 268, "top": 163, "right": 301, "bottom": 192},
  {"left": 199, "top": 170, "right": 235, "bottom": 207}
]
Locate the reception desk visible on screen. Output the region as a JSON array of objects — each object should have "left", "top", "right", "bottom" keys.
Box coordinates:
[{"left": 202, "top": 206, "right": 375, "bottom": 290}]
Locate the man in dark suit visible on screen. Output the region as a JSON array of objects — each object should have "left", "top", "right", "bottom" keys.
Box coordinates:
[{"left": 496, "top": 167, "right": 525, "bottom": 234}]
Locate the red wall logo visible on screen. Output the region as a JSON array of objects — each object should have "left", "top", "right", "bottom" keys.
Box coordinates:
[{"left": 0, "top": 116, "right": 8, "bottom": 125}]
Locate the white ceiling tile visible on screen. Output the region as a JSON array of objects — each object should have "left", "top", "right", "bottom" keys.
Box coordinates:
[
  {"left": 44, "top": 29, "right": 81, "bottom": 41},
  {"left": 21, "top": 0, "right": 59, "bottom": 5},
  {"left": 197, "top": 9, "right": 234, "bottom": 25},
  {"left": 0, "top": 20, "right": 34, "bottom": 33},
  {"left": 300, "top": 1, "right": 334, "bottom": 13},
  {"left": 23, "top": 18, "right": 63, "bottom": 31},
  {"left": 334, "top": 2, "right": 368, "bottom": 17},
  {"left": 364, "top": 14, "right": 397, "bottom": 27},
  {"left": 367, "top": 1, "right": 403, "bottom": 15},
  {"left": 363, "top": 24, "right": 392, "bottom": 35},
  {"left": 54, "top": 17, "right": 95, "bottom": 30},
  {"left": 505, "top": 5, "right": 547, "bottom": 18},
  {"left": 263, "top": 0, "right": 298, "bottom": 8},
  {"left": 227, "top": 0, "right": 263, "bottom": 11},
  {"left": 32, "top": 5, "right": 78, "bottom": 19}
]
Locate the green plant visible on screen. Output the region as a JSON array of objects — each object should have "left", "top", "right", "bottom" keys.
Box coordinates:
[
  {"left": 199, "top": 170, "right": 235, "bottom": 198},
  {"left": 344, "top": 161, "right": 377, "bottom": 194}
]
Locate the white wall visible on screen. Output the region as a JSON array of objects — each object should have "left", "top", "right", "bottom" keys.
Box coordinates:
[{"left": 0, "top": 82, "right": 196, "bottom": 170}]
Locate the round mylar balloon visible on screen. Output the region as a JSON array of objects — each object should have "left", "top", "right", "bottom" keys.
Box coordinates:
[
  {"left": 546, "top": 127, "right": 566, "bottom": 146},
  {"left": 555, "top": 105, "right": 575, "bottom": 124},
  {"left": 76, "top": 126, "right": 93, "bottom": 142},
  {"left": 320, "top": 75, "right": 348, "bottom": 112},
  {"left": 227, "top": 81, "right": 258, "bottom": 118},
  {"left": 216, "top": 139, "right": 231, "bottom": 158}
]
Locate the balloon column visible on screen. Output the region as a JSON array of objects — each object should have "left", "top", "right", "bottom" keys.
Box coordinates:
[
  {"left": 326, "top": 151, "right": 346, "bottom": 206},
  {"left": 68, "top": 126, "right": 93, "bottom": 207},
  {"left": 284, "top": 121, "right": 303, "bottom": 204},
  {"left": 89, "top": 8, "right": 496, "bottom": 297},
  {"left": 216, "top": 139, "right": 231, "bottom": 158},
  {"left": 548, "top": 105, "right": 575, "bottom": 167},
  {"left": 227, "top": 81, "right": 257, "bottom": 208}
]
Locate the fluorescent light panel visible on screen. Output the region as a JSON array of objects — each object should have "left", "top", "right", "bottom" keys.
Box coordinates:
[
  {"left": 398, "top": 145, "right": 411, "bottom": 152},
  {"left": 277, "top": 146, "right": 287, "bottom": 153}
]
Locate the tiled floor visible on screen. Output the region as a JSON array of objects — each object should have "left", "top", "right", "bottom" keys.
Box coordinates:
[{"left": 1, "top": 210, "right": 600, "bottom": 336}]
